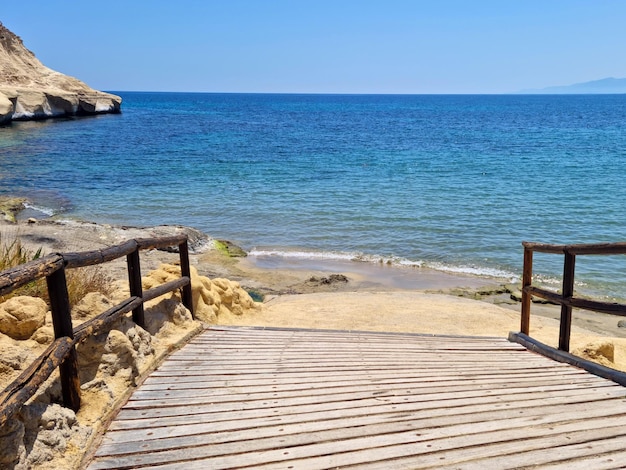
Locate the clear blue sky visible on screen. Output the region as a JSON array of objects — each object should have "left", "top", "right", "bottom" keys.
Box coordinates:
[{"left": 2, "top": 1, "right": 625, "bottom": 94}]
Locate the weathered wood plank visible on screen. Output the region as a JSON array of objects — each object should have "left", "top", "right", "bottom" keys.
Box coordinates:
[
  {"left": 521, "top": 448, "right": 626, "bottom": 470},
  {"left": 0, "top": 253, "right": 63, "bottom": 295},
  {"left": 137, "top": 367, "right": 601, "bottom": 391},
  {"left": 141, "top": 366, "right": 589, "bottom": 385},
  {"left": 109, "top": 387, "right": 623, "bottom": 431},
  {"left": 134, "top": 368, "right": 589, "bottom": 394},
  {"left": 122, "top": 376, "right": 616, "bottom": 410},
  {"left": 90, "top": 419, "right": 626, "bottom": 469},
  {"left": 163, "top": 351, "right": 528, "bottom": 362},
  {"left": 113, "top": 384, "right": 624, "bottom": 425},
  {"left": 99, "top": 416, "right": 626, "bottom": 467},
  {"left": 147, "top": 357, "right": 573, "bottom": 373},
  {"left": 511, "top": 331, "right": 626, "bottom": 386},
  {"left": 142, "top": 276, "right": 190, "bottom": 303},
  {"left": 331, "top": 429, "right": 626, "bottom": 470},
  {"left": 149, "top": 360, "right": 576, "bottom": 377},
  {"left": 140, "top": 370, "right": 562, "bottom": 389},
  {"left": 73, "top": 297, "right": 142, "bottom": 344},
  {"left": 63, "top": 240, "right": 138, "bottom": 268},
  {"left": 159, "top": 349, "right": 532, "bottom": 359},
  {"left": 176, "top": 340, "right": 526, "bottom": 350},
  {"left": 152, "top": 357, "right": 554, "bottom": 371},
  {"left": 135, "top": 235, "right": 188, "bottom": 251},
  {"left": 431, "top": 435, "right": 626, "bottom": 470},
  {"left": 100, "top": 397, "right": 626, "bottom": 449},
  {"left": 87, "top": 327, "right": 626, "bottom": 470},
  {"left": 178, "top": 335, "right": 526, "bottom": 345},
  {"left": 127, "top": 371, "right": 602, "bottom": 404}
]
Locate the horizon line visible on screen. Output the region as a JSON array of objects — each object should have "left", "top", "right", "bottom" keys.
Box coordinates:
[{"left": 104, "top": 90, "right": 626, "bottom": 96}]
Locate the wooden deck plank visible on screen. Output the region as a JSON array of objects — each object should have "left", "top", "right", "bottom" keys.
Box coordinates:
[
  {"left": 141, "top": 363, "right": 583, "bottom": 383},
  {"left": 87, "top": 326, "right": 626, "bottom": 470},
  {"left": 319, "top": 430, "right": 626, "bottom": 470},
  {"left": 118, "top": 381, "right": 617, "bottom": 412},
  {"left": 108, "top": 388, "right": 622, "bottom": 431},
  {"left": 137, "top": 371, "right": 578, "bottom": 393},
  {"left": 431, "top": 435, "right": 626, "bottom": 470},
  {"left": 90, "top": 422, "right": 626, "bottom": 470},
  {"left": 98, "top": 398, "right": 626, "bottom": 449},
  {"left": 138, "top": 366, "right": 586, "bottom": 390},
  {"left": 111, "top": 385, "right": 623, "bottom": 426},
  {"left": 127, "top": 371, "right": 600, "bottom": 403}
]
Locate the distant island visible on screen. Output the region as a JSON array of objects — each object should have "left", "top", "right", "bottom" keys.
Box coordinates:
[{"left": 519, "top": 77, "right": 626, "bottom": 94}]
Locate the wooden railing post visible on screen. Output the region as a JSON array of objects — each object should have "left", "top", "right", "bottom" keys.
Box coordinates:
[
  {"left": 521, "top": 246, "right": 533, "bottom": 335},
  {"left": 46, "top": 266, "right": 81, "bottom": 411},
  {"left": 178, "top": 239, "right": 194, "bottom": 318},
  {"left": 559, "top": 251, "right": 576, "bottom": 351},
  {"left": 126, "top": 248, "right": 145, "bottom": 327},
  {"left": 0, "top": 234, "right": 197, "bottom": 425}
]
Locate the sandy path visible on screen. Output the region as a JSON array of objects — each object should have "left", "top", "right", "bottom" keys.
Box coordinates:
[{"left": 218, "top": 291, "right": 626, "bottom": 371}]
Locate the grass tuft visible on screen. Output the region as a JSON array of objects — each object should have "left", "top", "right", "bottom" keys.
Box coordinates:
[
  {"left": 0, "top": 234, "right": 42, "bottom": 270},
  {"left": 0, "top": 233, "right": 114, "bottom": 305}
]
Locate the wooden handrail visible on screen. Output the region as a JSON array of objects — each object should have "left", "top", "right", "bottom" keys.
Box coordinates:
[
  {"left": 521, "top": 240, "right": 626, "bottom": 353},
  {"left": 73, "top": 297, "right": 143, "bottom": 344},
  {"left": 524, "top": 285, "right": 626, "bottom": 316},
  {"left": 510, "top": 332, "right": 626, "bottom": 387},
  {"left": 0, "top": 254, "right": 64, "bottom": 296},
  {"left": 0, "top": 234, "right": 195, "bottom": 427},
  {"left": 523, "top": 240, "right": 626, "bottom": 255},
  {"left": 62, "top": 240, "right": 138, "bottom": 268}
]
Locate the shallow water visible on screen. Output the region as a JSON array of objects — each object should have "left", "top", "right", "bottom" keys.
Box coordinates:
[{"left": 2, "top": 93, "right": 626, "bottom": 299}]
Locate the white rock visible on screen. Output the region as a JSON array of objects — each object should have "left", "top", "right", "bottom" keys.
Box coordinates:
[
  {"left": 0, "top": 92, "right": 13, "bottom": 123},
  {"left": 0, "top": 22, "right": 121, "bottom": 123}
]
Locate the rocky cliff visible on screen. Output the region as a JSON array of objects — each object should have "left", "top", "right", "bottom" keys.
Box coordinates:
[{"left": 0, "top": 22, "right": 121, "bottom": 124}]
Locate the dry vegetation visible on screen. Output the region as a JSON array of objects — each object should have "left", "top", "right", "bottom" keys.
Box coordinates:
[{"left": 0, "top": 232, "right": 114, "bottom": 305}]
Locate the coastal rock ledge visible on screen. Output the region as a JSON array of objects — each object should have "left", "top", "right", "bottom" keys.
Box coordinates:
[{"left": 0, "top": 22, "right": 121, "bottom": 124}]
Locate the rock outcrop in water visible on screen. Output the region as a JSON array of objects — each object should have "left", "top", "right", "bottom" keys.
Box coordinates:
[{"left": 0, "top": 22, "right": 121, "bottom": 124}]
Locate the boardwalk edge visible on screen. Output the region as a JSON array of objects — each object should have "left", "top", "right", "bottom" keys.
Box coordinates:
[{"left": 509, "top": 331, "right": 626, "bottom": 387}]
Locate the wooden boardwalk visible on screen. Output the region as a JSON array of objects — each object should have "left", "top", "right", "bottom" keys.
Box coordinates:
[{"left": 87, "top": 326, "right": 626, "bottom": 469}]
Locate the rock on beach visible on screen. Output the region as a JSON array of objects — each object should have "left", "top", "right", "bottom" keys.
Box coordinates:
[{"left": 0, "top": 296, "right": 47, "bottom": 340}]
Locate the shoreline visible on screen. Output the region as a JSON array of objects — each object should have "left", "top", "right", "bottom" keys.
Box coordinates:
[
  {"left": 5, "top": 194, "right": 524, "bottom": 288},
  {"left": 2, "top": 205, "right": 514, "bottom": 294},
  {"left": 2, "top": 214, "right": 626, "bottom": 340},
  {"left": 8, "top": 196, "right": 625, "bottom": 303}
]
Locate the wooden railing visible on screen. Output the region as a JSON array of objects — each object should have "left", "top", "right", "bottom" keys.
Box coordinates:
[
  {"left": 510, "top": 240, "right": 626, "bottom": 386},
  {"left": 0, "top": 235, "right": 194, "bottom": 428},
  {"left": 520, "top": 241, "right": 626, "bottom": 352}
]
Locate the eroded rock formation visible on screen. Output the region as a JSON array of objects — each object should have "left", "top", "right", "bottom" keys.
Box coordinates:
[
  {"left": 142, "top": 263, "right": 260, "bottom": 323},
  {"left": 0, "top": 263, "right": 260, "bottom": 468},
  {"left": 0, "top": 22, "right": 121, "bottom": 124}
]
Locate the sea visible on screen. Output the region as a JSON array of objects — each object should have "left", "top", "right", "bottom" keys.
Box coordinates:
[{"left": 2, "top": 92, "right": 626, "bottom": 300}]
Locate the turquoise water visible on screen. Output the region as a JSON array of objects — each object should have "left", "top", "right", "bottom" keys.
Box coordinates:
[{"left": 2, "top": 93, "right": 626, "bottom": 298}]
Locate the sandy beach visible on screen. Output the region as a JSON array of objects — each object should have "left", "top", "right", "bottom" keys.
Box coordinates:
[{"left": 3, "top": 216, "right": 626, "bottom": 365}]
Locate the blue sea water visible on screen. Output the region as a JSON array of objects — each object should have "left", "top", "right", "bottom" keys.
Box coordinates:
[{"left": 2, "top": 92, "right": 626, "bottom": 299}]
